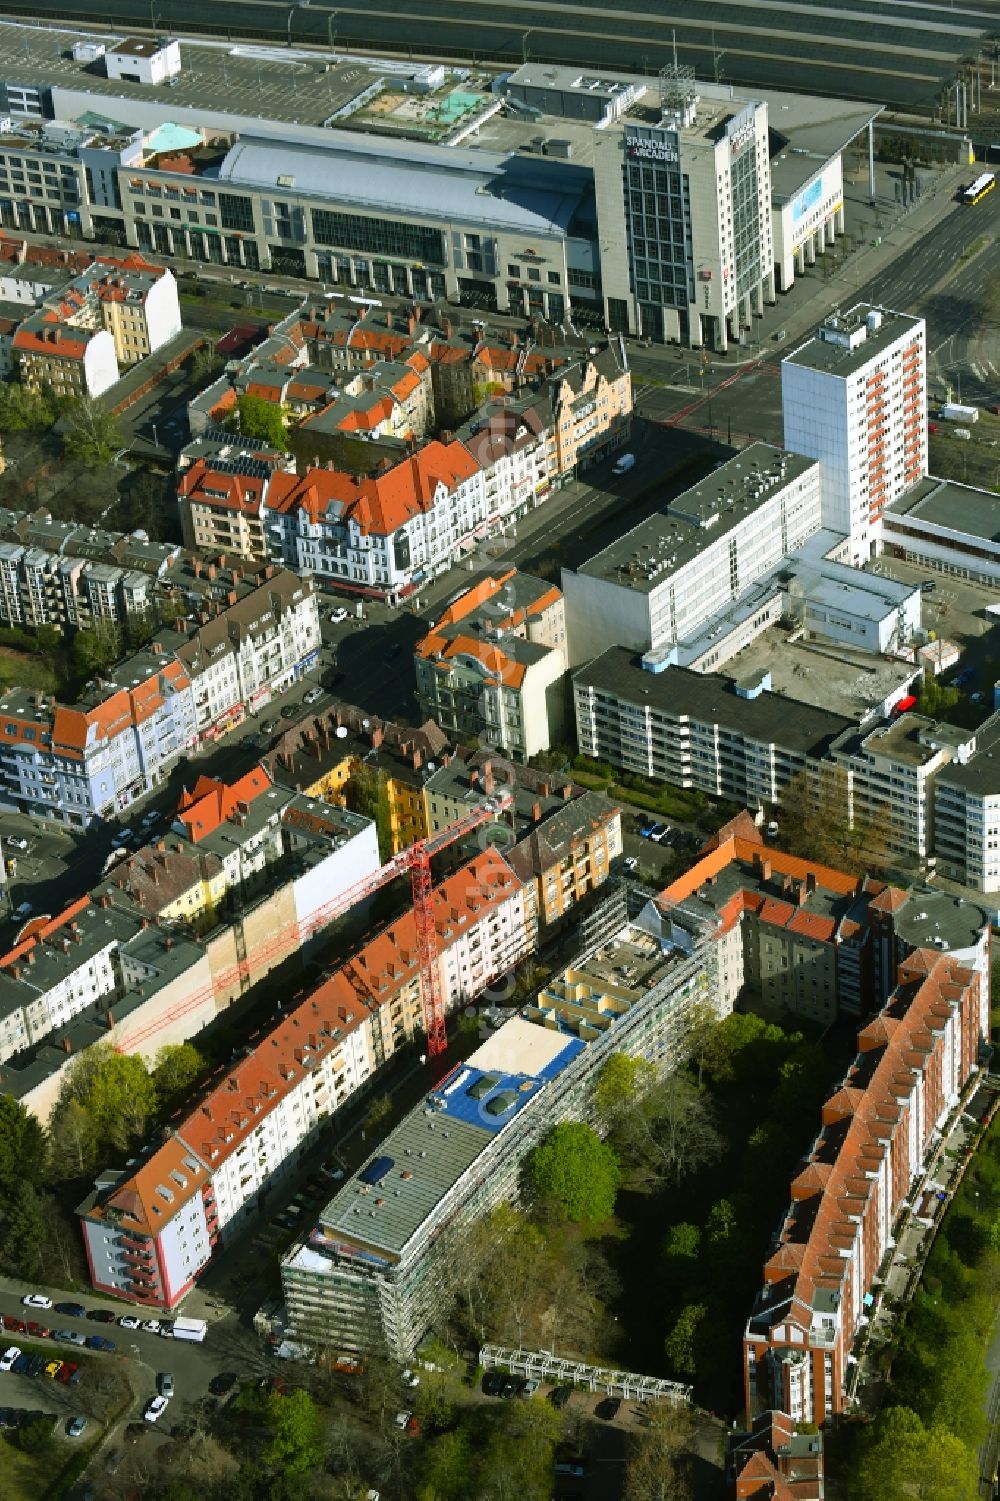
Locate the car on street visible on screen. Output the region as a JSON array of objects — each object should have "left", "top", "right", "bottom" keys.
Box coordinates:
[
  {"left": 158, "top": 1373, "right": 175, "bottom": 1398},
  {"left": 554, "top": 1461, "right": 586, "bottom": 1477},
  {"left": 328, "top": 607, "right": 349, "bottom": 624},
  {"left": 159, "top": 1322, "right": 175, "bottom": 1338},
  {"left": 53, "top": 1330, "right": 85, "bottom": 1346},
  {"left": 118, "top": 1316, "right": 141, "bottom": 1330},
  {"left": 0, "top": 1348, "right": 20, "bottom": 1372},
  {"left": 280, "top": 703, "right": 298, "bottom": 719},
  {"left": 111, "top": 829, "right": 133, "bottom": 847},
  {"left": 67, "top": 1415, "right": 87, "bottom": 1438},
  {"left": 54, "top": 1304, "right": 87, "bottom": 1320},
  {"left": 303, "top": 686, "right": 323, "bottom": 705},
  {"left": 260, "top": 719, "right": 278, "bottom": 735},
  {"left": 320, "top": 1159, "right": 345, "bottom": 1180},
  {"left": 85, "top": 1335, "right": 115, "bottom": 1352},
  {"left": 208, "top": 1371, "right": 238, "bottom": 1396},
  {"left": 44, "top": 1361, "right": 63, "bottom": 1380},
  {"left": 482, "top": 1371, "right": 506, "bottom": 1397},
  {"left": 141, "top": 1320, "right": 162, "bottom": 1335},
  {"left": 144, "top": 1396, "right": 170, "bottom": 1423},
  {"left": 141, "top": 811, "right": 161, "bottom": 828},
  {"left": 22, "top": 1295, "right": 51, "bottom": 1310},
  {"left": 623, "top": 856, "right": 639, "bottom": 872},
  {"left": 86, "top": 1310, "right": 116, "bottom": 1323}
]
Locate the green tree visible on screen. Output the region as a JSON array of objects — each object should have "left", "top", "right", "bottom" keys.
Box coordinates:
[
  {"left": 70, "top": 620, "right": 122, "bottom": 681},
  {"left": 594, "top": 1052, "right": 656, "bottom": 1131},
  {"left": 187, "top": 343, "right": 223, "bottom": 385},
  {"left": 418, "top": 1427, "right": 476, "bottom": 1501},
  {"left": 526, "top": 1121, "right": 619, "bottom": 1223},
  {"left": 849, "top": 1405, "right": 979, "bottom": 1501},
  {"left": 345, "top": 765, "right": 393, "bottom": 860},
  {"left": 0, "top": 1095, "right": 47, "bottom": 1198},
  {"left": 917, "top": 672, "right": 960, "bottom": 719},
  {"left": 478, "top": 1396, "right": 565, "bottom": 1501},
  {"left": 57, "top": 1042, "right": 157, "bottom": 1154},
  {"left": 45, "top": 1097, "right": 98, "bottom": 1180},
  {"left": 263, "top": 1388, "right": 324, "bottom": 1475},
  {"left": 364, "top": 1092, "right": 393, "bottom": 1135},
  {"left": 151, "top": 1042, "right": 206, "bottom": 1109},
  {"left": 62, "top": 397, "right": 124, "bottom": 464},
  {"left": 233, "top": 392, "right": 288, "bottom": 451},
  {"left": 3, "top": 1182, "right": 49, "bottom": 1278},
  {"left": 664, "top": 1301, "right": 708, "bottom": 1377},
  {"left": 0, "top": 379, "right": 57, "bottom": 433}
]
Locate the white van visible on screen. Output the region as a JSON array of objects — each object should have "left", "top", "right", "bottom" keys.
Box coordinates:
[{"left": 612, "top": 453, "right": 636, "bottom": 474}]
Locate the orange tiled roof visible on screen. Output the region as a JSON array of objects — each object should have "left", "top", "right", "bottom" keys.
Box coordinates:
[
  {"left": 176, "top": 766, "right": 272, "bottom": 842},
  {"left": 178, "top": 458, "right": 267, "bottom": 514},
  {"left": 266, "top": 440, "right": 480, "bottom": 537}
]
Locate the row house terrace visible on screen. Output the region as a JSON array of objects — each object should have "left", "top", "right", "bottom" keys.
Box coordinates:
[
  {"left": 77, "top": 844, "right": 531, "bottom": 1308},
  {"left": 743, "top": 948, "right": 984, "bottom": 1428}
]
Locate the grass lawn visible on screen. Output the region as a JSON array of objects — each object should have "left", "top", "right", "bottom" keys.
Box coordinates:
[{"left": 0, "top": 646, "right": 61, "bottom": 695}]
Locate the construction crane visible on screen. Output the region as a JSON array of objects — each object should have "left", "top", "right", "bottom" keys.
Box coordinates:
[{"left": 113, "top": 790, "right": 514, "bottom": 1059}]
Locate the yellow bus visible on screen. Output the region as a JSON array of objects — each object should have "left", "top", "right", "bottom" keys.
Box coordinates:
[{"left": 962, "top": 172, "right": 996, "bottom": 205}]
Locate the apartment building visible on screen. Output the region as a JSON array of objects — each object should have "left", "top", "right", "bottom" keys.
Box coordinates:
[
  {"left": 743, "top": 947, "right": 985, "bottom": 1427},
  {"left": 561, "top": 445, "right": 822, "bottom": 667},
  {"left": 508, "top": 791, "right": 624, "bottom": 931},
  {"left": 0, "top": 566, "right": 319, "bottom": 825},
  {"left": 729, "top": 1411, "right": 824, "bottom": 1501},
  {"left": 282, "top": 909, "right": 723, "bottom": 1358},
  {"left": 0, "top": 897, "right": 142, "bottom": 1063},
  {"left": 170, "top": 567, "right": 320, "bottom": 745},
  {"left": 782, "top": 305, "right": 927, "bottom": 565},
  {"left": 661, "top": 813, "right": 989, "bottom": 1024},
  {"left": 827, "top": 713, "right": 971, "bottom": 862},
  {"left": 574, "top": 648, "right": 854, "bottom": 809},
  {"left": 12, "top": 314, "right": 119, "bottom": 398},
  {"left": 934, "top": 718, "right": 1000, "bottom": 894},
  {"left": 80, "top": 259, "right": 182, "bottom": 365},
  {"left": 0, "top": 503, "right": 181, "bottom": 633},
  {"left": 77, "top": 844, "right": 532, "bottom": 1307},
  {"left": 545, "top": 337, "right": 632, "bottom": 474},
  {"left": 415, "top": 571, "right": 568, "bottom": 757}
]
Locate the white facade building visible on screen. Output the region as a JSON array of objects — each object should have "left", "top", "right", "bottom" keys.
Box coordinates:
[
  {"left": 782, "top": 305, "right": 927, "bottom": 565},
  {"left": 104, "top": 38, "right": 182, "bottom": 87},
  {"left": 562, "top": 444, "right": 822, "bottom": 667}
]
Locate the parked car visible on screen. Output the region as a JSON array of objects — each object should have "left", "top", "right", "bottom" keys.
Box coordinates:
[
  {"left": 383, "top": 642, "right": 402, "bottom": 662},
  {"left": 25, "top": 1322, "right": 49, "bottom": 1339},
  {"left": 280, "top": 703, "right": 298, "bottom": 719},
  {"left": 67, "top": 1416, "right": 88, "bottom": 1438},
  {"left": 141, "top": 1320, "right": 162, "bottom": 1335},
  {"left": 144, "top": 1395, "right": 170, "bottom": 1423},
  {"left": 53, "top": 1303, "right": 87, "bottom": 1320},
  {"left": 328, "top": 607, "right": 349, "bottom": 624},
  {"left": 6, "top": 836, "right": 28, "bottom": 851},
  {"left": 158, "top": 1373, "right": 175, "bottom": 1398},
  {"left": 548, "top": 1386, "right": 574, "bottom": 1409},
  {"left": 401, "top": 1369, "right": 420, "bottom": 1388},
  {"left": 394, "top": 1411, "right": 420, "bottom": 1435},
  {"left": 85, "top": 1335, "right": 115, "bottom": 1352},
  {"left": 320, "top": 1159, "right": 345, "bottom": 1181},
  {"left": 596, "top": 1396, "right": 621, "bottom": 1420},
  {"left": 650, "top": 823, "right": 670, "bottom": 843},
  {"left": 1, "top": 1319, "right": 25, "bottom": 1335},
  {"left": 623, "top": 856, "right": 639, "bottom": 873},
  {"left": 303, "top": 686, "right": 323, "bottom": 705},
  {"left": 85, "top": 1310, "right": 116, "bottom": 1324},
  {"left": 56, "top": 1364, "right": 80, "bottom": 1385},
  {"left": 0, "top": 1347, "right": 20, "bottom": 1372},
  {"left": 44, "top": 1361, "right": 64, "bottom": 1380},
  {"left": 60, "top": 1332, "right": 86, "bottom": 1347},
  {"left": 260, "top": 719, "right": 278, "bottom": 735},
  {"left": 110, "top": 829, "right": 133, "bottom": 847},
  {"left": 118, "top": 1316, "right": 141, "bottom": 1331},
  {"left": 921, "top": 579, "right": 936, "bottom": 592},
  {"left": 208, "top": 1371, "right": 238, "bottom": 1396},
  {"left": 21, "top": 1294, "right": 51, "bottom": 1310},
  {"left": 482, "top": 1371, "right": 506, "bottom": 1397}
]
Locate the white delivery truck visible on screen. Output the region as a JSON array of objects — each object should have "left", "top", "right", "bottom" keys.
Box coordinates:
[
  {"left": 170, "top": 1317, "right": 207, "bottom": 1343},
  {"left": 941, "top": 402, "right": 979, "bottom": 423}
]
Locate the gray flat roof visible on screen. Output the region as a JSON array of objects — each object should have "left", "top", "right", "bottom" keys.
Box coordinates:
[
  {"left": 886, "top": 475, "right": 1000, "bottom": 545},
  {"left": 220, "top": 133, "right": 592, "bottom": 238},
  {"left": 893, "top": 887, "right": 989, "bottom": 954},
  {"left": 575, "top": 647, "right": 854, "bottom": 755},
  {"left": 577, "top": 443, "right": 815, "bottom": 594},
  {"left": 785, "top": 304, "right": 924, "bottom": 378}
]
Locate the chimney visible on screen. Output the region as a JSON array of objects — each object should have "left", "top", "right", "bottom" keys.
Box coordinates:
[
  {"left": 194, "top": 558, "right": 202, "bottom": 578},
  {"left": 226, "top": 590, "right": 237, "bottom": 606},
  {"left": 540, "top": 781, "right": 551, "bottom": 797},
  {"left": 412, "top": 747, "right": 422, "bottom": 770},
  {"left": 218, "top": 554, "right": 227, "bottom": 570},
  {"left": 470, "top": 768, "right": 480, "bottom": 788},
  {"left": 386, "top": 309, "right": 394, "bottom": 330},
  {"left": 797, "top": 882, "right": 809, "bottom": 907},
  {"left": 9, "top": 964, "right": 20, "bottom": 981},
  {"left": 755, "top": 856, "right": 772, "bottom": 883},
  {"left": 371, "top": 726, "right": 383, "bottom": 749},
  {"left": 483, "top": 762, "right": 495, "bottom": 794},
  {"left": 532, "top": 801, "right": 542, "bottom": 822},
  {"left": 207, "top": 563, "right": 217, "bottom": 581},
  {"left": 61, "top": 1036, "right": 73, "bottom": 1054},
  {"left": 408, "top": 312, "right": 417, "bottom": 335},
  {"left": 106, "top": 1009, "right": 114, "bottom": 1029},
  {"left": 806, "top": 871, "right": 817, "bottom": 894},
  {"left": 264, "top": 564, "right": 274, "bottom": 580},
  {"left": 443, "top": 316, "right": 452, "bottom": 337},
  {"left": 164, "top": 935, "right": 174, "bottom": 951},
  {"left": 561, "top": 783, "right": 572, "bottom": 801}
]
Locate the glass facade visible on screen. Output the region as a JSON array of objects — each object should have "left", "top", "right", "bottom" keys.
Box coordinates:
[
  {"left": 311, "top": 207, "right": 446, "bottom": 267},
  {"left": 623, "top": 136, "right": 692, "bottom": 312},
  {"left": 730, "top": 137, "right": 763, "bottom": 300}
]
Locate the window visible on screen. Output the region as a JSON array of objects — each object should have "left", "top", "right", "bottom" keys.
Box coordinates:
[
  {"left": 311, "top": 207, "right": 446, "bottom": 267},
  {"left": 547, "top": 270, "right": 560, "bottom": 285},
  {"left": 219, "top": 192, "right": 255, "bottom": 232}
]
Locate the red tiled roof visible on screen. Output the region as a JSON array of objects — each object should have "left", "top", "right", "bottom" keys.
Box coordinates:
[{"left": 176, "top": 766, "right": 272, "bottom": 842}]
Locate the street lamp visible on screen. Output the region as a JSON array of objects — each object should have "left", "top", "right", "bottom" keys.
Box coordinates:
[
  {"left": 287, "top": 2, "right": 306, "bottom": 47},
  {"left": 327, "top": 9, "right": 337, "bottom": 53}
]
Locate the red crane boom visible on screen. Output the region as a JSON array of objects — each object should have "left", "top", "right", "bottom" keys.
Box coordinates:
[{"left": 114, "top": 791, "right": 514, "bottom": 1058}]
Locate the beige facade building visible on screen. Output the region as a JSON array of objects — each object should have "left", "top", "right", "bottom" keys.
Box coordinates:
[{"left": 546, "top": 338, "right": 632, "bottom": 476}]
